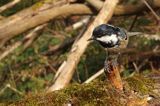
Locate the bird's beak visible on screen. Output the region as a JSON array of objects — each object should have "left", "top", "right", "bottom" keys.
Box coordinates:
[{"left": 87, "top": 37, "right": 94, "bottom": 41}]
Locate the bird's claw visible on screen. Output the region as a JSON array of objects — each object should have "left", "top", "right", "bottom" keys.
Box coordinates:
[
  {"left": 104, "top": 63, "right": 111, "bottom": 73},
  {"left": 104, "top": 59, "right": 118, "bottom": 74}
]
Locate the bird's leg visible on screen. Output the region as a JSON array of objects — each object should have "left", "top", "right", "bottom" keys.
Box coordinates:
[
  {"left": 104, "top": 56, "right": 110, "bottom": 73},
  {"left": 111, "top": 54, "right": 119, "bottom": 68},
  {"left": 104, "top": 50, "right": 119, "bottom": 74},
  {"left": 104, "top": 50, "right": 110, "bottom": 73}
]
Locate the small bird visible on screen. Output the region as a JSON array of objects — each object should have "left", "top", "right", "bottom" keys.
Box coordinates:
[
  {"left": 88, "top": 24, "right": 129, "bottom": 73},
  {"left": 88, "top": 24, "right": 128, "bottom": 50}
]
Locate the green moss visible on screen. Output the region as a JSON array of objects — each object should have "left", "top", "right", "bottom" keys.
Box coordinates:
[
  {"left": 3, "top": 75, "right": 159, "bottom": 105},
  {"left": 126, "top": 74, "right": 155, "bottom": 94},
  {"left": 6, "top": 81, "right": 126, "bottom": 106}
]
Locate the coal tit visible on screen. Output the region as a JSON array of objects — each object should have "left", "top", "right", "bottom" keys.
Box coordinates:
[
  {"left": 88, "top": 24, "right": 129, "bottom": 73},
  {"left": 88, "top": 24, "right": 128, "bottom": 49}
]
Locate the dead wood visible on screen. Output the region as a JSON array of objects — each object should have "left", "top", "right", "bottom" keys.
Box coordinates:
[
  {"left": 0, "top": 3, "right": 92, "bottom": 48},
  {"left": 142, "top": 0, "right": 160, "bottom": 21},
  {"left": 128, "top": 50, "right": 160, "bottom": 62},
  {"left": 105, "top": 60, "right": 123, "bottom": 90},
  {"left": 47, "top": 0, "right": 119, "bottom": 92},
  {"left": 86, "top": 0, "right": 160, "bottom": 15},
  {"left": 0, "top": 24, "right": 46, "bottom": 61},
  {"left": 0, "top": 0, "right": 21, "bottom": 13},
  {"left": 65, "top": 16, "right": 91, "bottom": 32},
  {"left": 107, "top": 48, "right": 160, "bottom": 63},
  {"left": 84, "top": 69, "right": 104, "bottom": 84},
  {"left": 0, "top": 15, "right": 5, "bottom": 20},
  {"left": 1, "top": 0, "right": 160, "bottom": 47}
]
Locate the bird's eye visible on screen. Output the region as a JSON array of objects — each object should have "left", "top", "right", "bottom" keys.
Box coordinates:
[{"left": 125, "top": 36, "right": 127, "bottom": 40}]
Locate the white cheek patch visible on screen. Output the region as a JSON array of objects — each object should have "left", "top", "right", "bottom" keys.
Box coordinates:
[{"left": 96, "top": 34, "right": 118, "bottom": 44}]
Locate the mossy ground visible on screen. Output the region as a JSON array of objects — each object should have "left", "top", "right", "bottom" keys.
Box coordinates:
[
  {"left": 0, "top": 0, "right": 160, "bottom": 105},
  {"left": 3, "top": 74, "right": 159, "bottom": 106}
]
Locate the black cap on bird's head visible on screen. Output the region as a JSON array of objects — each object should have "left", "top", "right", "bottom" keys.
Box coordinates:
[
  {"left": 93, "top": 24, "right": 118, "bottom": 37},
  {"left": 92, "top": 24, "right": 109, "bottom": 37},
  {"left": 88, "top": 24, "right": 108, "bottom": 41},
  {"left": 88, "top": 24, "right": 127, "bottom": 41},
  {"left": 88, "top": 24, "right": 128, "bottom": 48},
  {"left": 88, "top": 24, "right": 112, "bottom": 41}
]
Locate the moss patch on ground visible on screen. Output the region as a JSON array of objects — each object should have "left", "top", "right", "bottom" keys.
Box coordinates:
[{"left": 3, "top": 74, "right": 159, "bottom": 106}]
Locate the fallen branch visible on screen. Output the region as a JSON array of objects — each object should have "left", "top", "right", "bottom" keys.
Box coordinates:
[
  {"left": 0, "top": 0, "right": 21, "bottom": 13},
  {"left": 6, "top": 84, "right": 24, "bottom": 96},
  {"left": 0, "top": 84, "right": 23, "bottom": 96},
  {"left": 142, "top": 0, "right": 160, "bottom": 21},
  {"left": 0, "top": 24, "right": 46, "bottom": 61},
  {"left": 65, "top": 16, "right": 91, "bottom": 31},
  {"left": 47, "top": 0, "right": 119, "bottom": 92},
  {"left": 1, "top": 0, "right": 160, "bottom": 47},
  {"left": 107, "top": 48, "right": 160, "bottom": 62},
  {"left": 0, "top": 3, "right": 92, "bottom": 48},
  {"left": 128, "top": 49, "right": 160, "bottom": 62},
  {"left": 84, "top": 69, "right": 104, "bottom": 84},
  {"left": 22, "top": 24, "right": 46, "bottom": 52},
  {"left": 86, "top": 0, "right": 160, "bottom": 15}
]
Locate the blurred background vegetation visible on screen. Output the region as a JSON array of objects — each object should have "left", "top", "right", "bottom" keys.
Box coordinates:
[{"left": 0, "top": 0, "right": 159, "bottom": 102}]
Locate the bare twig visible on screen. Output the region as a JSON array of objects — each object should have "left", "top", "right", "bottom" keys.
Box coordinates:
[
  {"left": 0, "top": 41, "right": 21, "bottom": 61},
  {"left": 84, "top": 69, "right": 104, "bottom": 83},
  {"left": 76, "top": 69, "right": 81, "bottom": 83},
  {"left": 128, "top": 33, "right": 160, "bottom": 41},
  {"left": 138, "top": 33, "right": 160, "bottom": 41},
  {"left": 21, "top": 24, "right": 47, "bottom": 52},
  {"left": 9, "top": 66, "right": 17, "bottom": 88},
  {"left": 86, "top": 0, "right": 160, "bottom": 15},
  {"left": 138, "top": 59, "right": 148, "bottom": 70},
  {"left": 132, "top": 62, "right": 139, "bottom": 72},
  {"left": 0, "top": 0, "right": 21, "bottom": 13},
  {"left": 0, "top": 84, "right": 23, "bottom": 96},
  {"left": 0, "top": 86, "right": 8, "bottom": 95},
  {"left": 0, "top": 24, "right": 46, "bottom": 61},
  {"left": 47, "top": 0, "right": 119, "bottom": 92},
  {"left": 142, "top": 0, "right": 160, "bottom": 21},
  {"left": 65, "top": 16, "right": 91, "bottom": 31},
  {"left": 128, "top": 15, "right": 138, "bottom": 31},
  {"left": 53, "top": 61, "right": 67, "bottom": 81},
  {"left": 6, "top": 84, "right": 24, "bottom": 96}
]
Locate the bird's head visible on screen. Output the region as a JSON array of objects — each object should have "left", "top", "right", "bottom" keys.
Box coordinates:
[{"left": 88, "top": 24, "right": 127, "bottom": 48}]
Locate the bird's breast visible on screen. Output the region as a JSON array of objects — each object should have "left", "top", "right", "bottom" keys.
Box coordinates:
[{"left": 96, "top": 34, "right": 118, "bottom": 45}]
